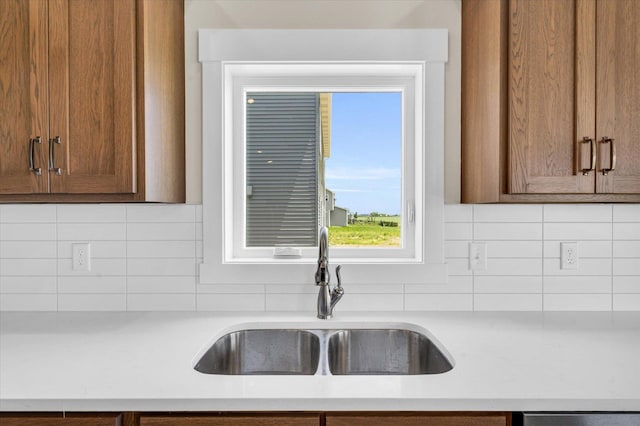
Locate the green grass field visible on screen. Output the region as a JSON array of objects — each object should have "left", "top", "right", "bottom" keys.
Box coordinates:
[{"left": 329, "top": 216, "right": 400, "bottom": 247}]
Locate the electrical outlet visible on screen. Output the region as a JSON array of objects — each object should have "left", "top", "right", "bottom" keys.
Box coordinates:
[
  {"left": 469, "top": 242, "right": 487, "bottom": 271},
  {"left": 72, "top": 243, "right": 91, "bottom": 271},
  {"left": 561, "top": 242, "right": 578, "bottom": 270}
]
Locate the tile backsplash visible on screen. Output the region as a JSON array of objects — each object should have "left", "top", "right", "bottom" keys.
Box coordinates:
[{"left": 0, "top": 204, "right": 638, "bottom": 312}]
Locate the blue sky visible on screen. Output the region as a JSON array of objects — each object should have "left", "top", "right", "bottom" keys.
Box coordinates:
[{"left": 325, "top": 92, "right": 402, "bottom": 216}]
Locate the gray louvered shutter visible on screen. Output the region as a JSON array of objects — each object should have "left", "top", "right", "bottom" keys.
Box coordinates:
[{"left": 246, "top": 93, "right": 318, "bottom": 247}]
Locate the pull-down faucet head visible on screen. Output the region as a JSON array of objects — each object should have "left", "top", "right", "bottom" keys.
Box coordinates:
[{"left": 315, "top": 227, "right": 344, "bottom": 319}]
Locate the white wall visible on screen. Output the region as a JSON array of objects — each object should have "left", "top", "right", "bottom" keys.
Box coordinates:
[
  {"left": 1, "top": 204, "right": 639, "bottom": 311},
  {"left": 184, "top": 0, "right": 462, "bottom": 203}
]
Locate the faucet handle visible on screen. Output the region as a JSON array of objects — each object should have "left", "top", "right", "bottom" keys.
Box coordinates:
[{"left": 335, "top": 265, "right": 343, "bottom": 292}]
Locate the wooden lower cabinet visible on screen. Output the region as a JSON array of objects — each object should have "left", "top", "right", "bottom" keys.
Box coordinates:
[
  {"left": 137, "top": 413, "right": 320, "bottom": 426},
  {"left": 0, "top": 412, "right": 122, "bottom": 425},
  {"left": 326, "top": 412, "right": 511, "bottom": 426},
  {"left": 0, "top": 412, "right": 511, "bottom": 426}
]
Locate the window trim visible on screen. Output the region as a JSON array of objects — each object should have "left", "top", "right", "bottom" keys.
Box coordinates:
[{"left": 199, "top": 29, "right": 448, "bottom": 285}]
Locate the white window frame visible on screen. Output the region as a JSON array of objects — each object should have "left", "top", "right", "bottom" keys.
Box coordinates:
[{"left": 199, "top": 29, "right": 448, "bottom": 285}]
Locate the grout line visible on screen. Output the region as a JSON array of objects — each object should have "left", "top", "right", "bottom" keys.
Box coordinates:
[
  {"left": 541, "top": 205, "right": 545, "bottom": 312},
  {"left": 55, "top": 204, "right": 59, "bottom": 312},
  {"left": 611, "top": 204, "right": 614, "bottom": 311},
  {"left": 471, "top": 205, "right": 475, "bottom": 312},
  {"left": 125, "top": 206, "right": 128, "bottom": 311}
]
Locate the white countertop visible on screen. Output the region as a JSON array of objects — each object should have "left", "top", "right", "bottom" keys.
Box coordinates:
[{"left": 1, "top": 311, "right": 639, "bottom": 412}]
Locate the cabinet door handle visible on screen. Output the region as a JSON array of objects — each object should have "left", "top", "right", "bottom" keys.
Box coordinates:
[
  {"left": 581, "top": 137, "right": 595, "bottom": 175},
  {"left": 601, "top": 137, "right": 616, "bottom": 175},
  {"left": 29, "top": 137, "right": 42, "bottom": 176},
  {"left": 49, "top": 136, "right": 62, "bottom": 176}
]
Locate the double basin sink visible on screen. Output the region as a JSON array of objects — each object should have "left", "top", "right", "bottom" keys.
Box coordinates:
[{"left": 194, "top": 325, "right": 454, "bottom": 376}]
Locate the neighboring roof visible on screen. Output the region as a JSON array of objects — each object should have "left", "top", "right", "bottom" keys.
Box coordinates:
[{"left": 319, "top": 92, "right": 331, "bottom": 158}]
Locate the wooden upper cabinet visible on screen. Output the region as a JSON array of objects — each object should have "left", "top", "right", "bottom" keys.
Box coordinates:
[
  {"left": 0, "top": 0, "right": 49, "bottom": 194},
  {"left": 596, "top": 0, "right": 640, "bottom": 194},
  {"left": 0, "top": 0, "right": 184, "bottom": 202},
  {"left": 462, "top": 0, "right": 640, "bottom": 202},
  {"left": 48, "top": 0, "right": 136, "bottom": 194}
]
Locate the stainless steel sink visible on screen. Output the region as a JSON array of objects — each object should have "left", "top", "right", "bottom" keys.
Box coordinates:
[
  {"left": 327, "top": 329, "right": 453, "bottom": 375},
  {"left": 194, "top": 326, "right": 453, "bottom": 376},
  {"left": 194, "top": 329, "right": 320, "bottom": 375}
]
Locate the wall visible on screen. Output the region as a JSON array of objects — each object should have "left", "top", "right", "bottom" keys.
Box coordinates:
[
  {"left": 1, "top": 204, "right": 638, "bottom": 311},
  {"left": 1, "top": 1, "right": 639, "bottom": 312}
]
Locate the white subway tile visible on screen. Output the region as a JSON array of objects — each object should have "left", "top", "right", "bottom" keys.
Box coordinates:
[
  {"left": 474, "top": 204, "right": 542, "bottom": 222},
  {"left": 613, "top": 259, "right": 640, "bottom": 276},
  {"left": 196, "top": 241, "right": 203, "bottom": 258},
  {"left": 198, "top": 283, "right": 265, "bottom": 294},
  {"left": 613, "top": 294, "right": 640, "bottom": 311},
  {"left": 1, "top": 241, "right": 56, "bottom": 258},
  {"left": 404, "top": 276, "right": 472, "bottom": 294},
  {"left": 544, "top": 276, "right": 612, "bottom": 294},
  {"left": 544, "top": 223, "right": 612, "bottom": 241},
  {"left": 1, "top": 259, "right": 56, "bottom": 276},
  {"left": 197, "top": 294, "right": 265, "bottom": 311},
  {"left": 127, "top": 205, "right": 195, "bottom": 222},
  {"left": 486, "top": 241, "right": 543, "bottom": 258},
  {"left": 57, "top": 294, "right": 126, "bottom": 311},
  {"left": 474, "top": 276, "right": 542, "bottom": 293},
  {"left": 444, "top": 204, "right": 472, "bottom": 222},
  {"left": 127, "top": 293, "right": 195, "bottom": 311},
  {"left": 0, "top": 277, "right": 56, "bottom": 294},
  {"left": 58, "top": 276, "right": 126, "bottom": 294},
  {"left": 196, "top": 223, "right": 203, "bottom": 241},
  {"left": 129, "top": 276, "right": 196, "bottom": 294},
  {"left": 544, "top": 241, "right": 612, "bottom": 258},
  {"left": 127, "top": 223, "right": 195, "bottom": 241},
  {"left": 474, "top": 294, "right": 542, "bottom": 311},
  {"left": 266, "top": 293, "right": 316, "bottom": 311},
  {"left": 613, "top": 241, "right": 640, "bottom": 258},
  {"left": 544, "top": 258, "right": 611, "bottom": 276},
  {"left": 404, "top": 293, "right": 473, "bottom": 311},
  {"left": 444, "top": 222, "right": 472, "bottom": 241},
  {"left": 474, "top": 258, "right": 542, "bottom": 276},
  {"left": 57, "top": 241, "right": 126, "bottom": 259},
  {"left": 613, "top": 223, "right": 640, "bottom": 240},
  {"left": 57, "top": 258, "right": 126, "bottom": 277},
  {"left": 127, "top": 241, "right": 196, "bottom": 258},
  {"left": 446, "top": 259, "right": 471, "bottom": 276},
  {"left": 613, "top": 205, "right": 640, "bottom": 222},
  {"left": 544, "top": 204, "right": 612, "bottom": 222},
  {"left": 57, "top": 205, "right": 126, "bottom": 223},
  {"left": 127, "top": 259, "right": 196, "bottom": 276},
  {"left": 1, "top": 223, "right": 56, "bottom": 241},
  {"left": 474, "top": 223, "right": 542, "bottom": 241},
  {"left": 343, "top": 283, "right": 403, "bottom": 294},
  {"left": 335, "top": 294, "right": 403, "bottom": 311},
  {"left": 195, "top": 205, "right": 203, "bottom": 222},
  {"left": 0, "top": 205, "right": 56, "bottom": 223},
  {"left": 57, "top": 223, "right": 126, "bottom": 241},
  {"left": 544, "top": 294, "right": 611, "bottom": 311},
  {"left": 613, "top": 276, "right": 640, "bottom": 293},
  {"left": 445, "top": 241, "right": 469, "bottom": 258},
  {"left": 0, "top": 294, "right": 57, "bottom": 311}
]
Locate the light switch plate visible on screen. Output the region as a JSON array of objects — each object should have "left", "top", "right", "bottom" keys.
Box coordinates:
[{"left": 469, "top": 242, "right": 487, "bottom": 271}]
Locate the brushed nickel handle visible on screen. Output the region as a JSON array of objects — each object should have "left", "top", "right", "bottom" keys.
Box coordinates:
[
  {"left": 601, "top": 137, "right": 616, "bottom": 175},
  {"left": 581, "top": 137, "right": 595, "bottom": 175},
  {"left": 49, "top": 136, "right": 62, "bottom": 176},
  {"left": 29, "top": 137, "right": 42, "bottom": 176}
]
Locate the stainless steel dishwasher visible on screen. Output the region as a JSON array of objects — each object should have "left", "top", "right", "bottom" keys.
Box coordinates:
[{"left": 522, "top": 412, "right": 640, "bottom": 426}]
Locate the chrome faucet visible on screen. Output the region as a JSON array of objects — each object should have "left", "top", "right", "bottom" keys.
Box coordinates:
[{"left": 315, "top": 227, "right": 344, "bottom": 319}]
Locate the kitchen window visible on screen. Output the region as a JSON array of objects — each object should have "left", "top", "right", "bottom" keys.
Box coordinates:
[{"left": 199, "top": 29, "right": 448, "bottom": 285}]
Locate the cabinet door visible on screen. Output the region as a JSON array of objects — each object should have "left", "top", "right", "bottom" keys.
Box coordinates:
[
  {"left": 326, "top": 413, "right": 509, "bottom": 426},
  {"left": 509, "top": 0, "right": 596, "bottom": 194},
  {"left": 138, "top": 414, "right": 320, "bottom": 426},
  {"left": 0, "top": 0, "right": 49, "bottom": 194},
  {"left": 0, "top": 413, "right": 122, "bottom": 426},
  {"left": 48, "top": 0, "right": 136, "bottom": 194},
  {"left": 596, "top": 0, "right": 640, "bottom": 193}
]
